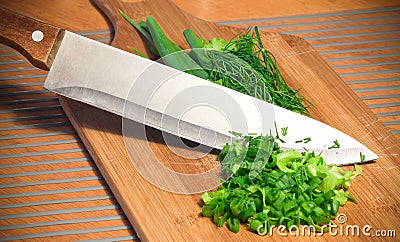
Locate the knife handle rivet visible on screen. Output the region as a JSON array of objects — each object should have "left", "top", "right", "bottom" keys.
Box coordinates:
[{"left": 31, "top": 30, "right": 44, "bottom": 42}]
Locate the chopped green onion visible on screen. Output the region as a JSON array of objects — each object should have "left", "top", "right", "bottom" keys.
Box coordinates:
[{"left": 202, "top": 133, "right": 361, "bottom": 234}]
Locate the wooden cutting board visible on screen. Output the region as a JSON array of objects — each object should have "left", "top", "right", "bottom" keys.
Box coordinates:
[{"left": 58, "top": 0, "right": 400, "bottom": 240}]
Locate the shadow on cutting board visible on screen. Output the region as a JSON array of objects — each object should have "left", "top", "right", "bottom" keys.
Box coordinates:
[{"left": 59, "top": 96, "right": 222, "bottom": 176}]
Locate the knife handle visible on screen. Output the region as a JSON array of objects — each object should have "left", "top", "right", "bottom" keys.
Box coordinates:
[{"left": 0, "top": 7, "right": 65, "bottom": 70}]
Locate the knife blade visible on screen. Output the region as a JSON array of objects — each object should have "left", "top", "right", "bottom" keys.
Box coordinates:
[{"left": 0, "top": 7, "right": 378, "bottom": 165}]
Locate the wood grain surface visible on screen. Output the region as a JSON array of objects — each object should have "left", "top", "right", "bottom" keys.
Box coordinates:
[
  {"left": 0, "top": 0, "right": 399, "bottom": 241},
  {"left": 62, "top": 0, "right": 400, "bottom": 240}
]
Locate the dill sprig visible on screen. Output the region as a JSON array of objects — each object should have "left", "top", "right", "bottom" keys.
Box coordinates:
[{"left": 219, "top": 27, "right": 313, "bottom": 115}]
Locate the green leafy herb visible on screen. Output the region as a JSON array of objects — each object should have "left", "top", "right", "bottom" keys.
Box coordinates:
[
  {"left": 127, "top": 46, "right": 149, "bottom": 59},
  {"left": 328, "top": 140, "right": 340, "bottom": 149},
  {"left": 120, "top": 12, "right": 209, "bottom": 79},
  {"left": 360, "top": 152, "right": 365, "bottom": 162},
  {"left": 202, "top": 133, "right": 362, "bottom": 234},
  {"left": 295, "top": 137, "right": 311, "bottom": 144},
  {"left": 281, "top": 127, "right": 288, "bottom": 136},
  {"left": 120, "top": 12, "right": 313, "bottom": 115}
]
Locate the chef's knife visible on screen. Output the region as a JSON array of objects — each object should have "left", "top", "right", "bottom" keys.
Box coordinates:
[{"left": 0, "top": 7, "right": 378, "bottom": 165}]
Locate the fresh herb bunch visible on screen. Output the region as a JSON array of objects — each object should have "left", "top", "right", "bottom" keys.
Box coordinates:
[
  {"left": 202, "top": 132, "right": 362, "bottom": 234},
  {"left": 120, "top": 12, "right": 313, "bottom": 115},
  {"left": 194, "top": 27, "right": 312, "bottom": 115}
]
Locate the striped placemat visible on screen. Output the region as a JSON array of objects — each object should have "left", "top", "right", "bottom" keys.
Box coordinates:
[
  {"left": 0, "top": 7, "right": 399, "bottom": 241},
  {"left": 0, "top": 31, "right": 137, "bottom": 241}
]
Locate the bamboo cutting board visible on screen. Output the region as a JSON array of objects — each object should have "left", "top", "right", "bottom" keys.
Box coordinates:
[{"left": 58, "top": 0, "right": 400, "bottom": 240}]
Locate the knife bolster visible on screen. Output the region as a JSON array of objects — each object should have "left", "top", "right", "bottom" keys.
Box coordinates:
[{"left": 0, "top": 7, "right": 65, "bottom": 70}]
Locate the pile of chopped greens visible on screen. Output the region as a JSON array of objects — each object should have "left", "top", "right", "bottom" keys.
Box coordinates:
[
  {"left": 201, "top": 132, "right": 362, "bottom": 234},
  {"left": 119, "top": 12, "right": 363, "bottom": 235},
  {"left": 120, "top": 12, "right": 312, "bottom": 115}
]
